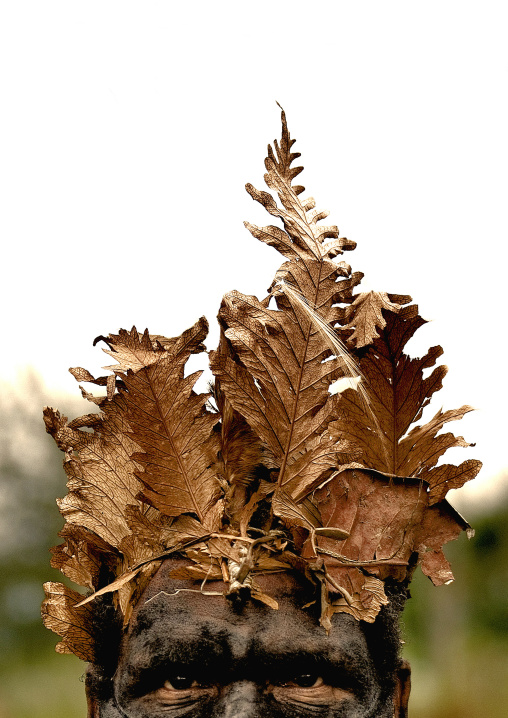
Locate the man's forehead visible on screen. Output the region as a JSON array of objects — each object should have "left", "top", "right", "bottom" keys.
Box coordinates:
[{"left": 126, "top": 560, "right": 370, "bottom": 663}]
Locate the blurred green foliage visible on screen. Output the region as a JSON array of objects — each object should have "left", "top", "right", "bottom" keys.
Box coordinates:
[
  {"left": 402, "top": 496, "right": 508, "bottom": 717},
  {"left": 0, "top": 376, "right": 507, "bottom": 717}
]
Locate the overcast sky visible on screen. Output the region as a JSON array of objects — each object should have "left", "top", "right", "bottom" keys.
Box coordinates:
[{"left": 1, "top": 1, "right": 507, "bottom": 508}]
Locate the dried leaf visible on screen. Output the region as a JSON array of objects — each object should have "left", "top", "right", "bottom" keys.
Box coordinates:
[
  {"left": 125, "top": 357, "right": 223, "bottom": 530},
  {"left": 237, "top": 479, "right": 274, "bottom": 536},
  {"left": 44, "top": 318, "right": 224, "bottom": 659},
  {"left": 314, "top": 469, "right": 427, "bottom": 579},
  {"left": 414, "top": 500, "right": 469, "bottom": 586},
  {"left": 422, "top": 459, "right": 483, "bottom": 505},
  {"left": 42, "top": 582, "right": 97, "bottom": 662},
  {"left": 50, "top": 528, "right": 116, "bottom": 592},
  {"left": 331, "top": 309, "right": 481, "bottom": 499},
  {"left": 250, "top": 581, "right": 279, "bottom": 609},
  {"left": 99, "top": 322, "right": 207, "bottom": 374},
  {"left": 44, "top": 405, "right": 144, "bottom": 551},
  {"left": 297, "top": 468, "right": 438, "bottom": 621},
  {"left": 330, "top": 575, "right": 388, "bottom": 623},
  {"left": 211, "top": 342, "right": 269, "bottom": 528},
  {"left": 341, "top": 291, "right": 415, "bottom": 349},
  {"left": 210, "top": 110, "right": 362, "bottom": 531},
  {"left": 398, "top": 406, "right": 476, "bottom": 476}
]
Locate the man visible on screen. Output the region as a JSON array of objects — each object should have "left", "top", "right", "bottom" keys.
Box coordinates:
[
  {"left": 43, "top": 109, "right": 479, "bottom": 717},
  {"left": 85, "top": 564, "right": 411, "bottom": 717}
]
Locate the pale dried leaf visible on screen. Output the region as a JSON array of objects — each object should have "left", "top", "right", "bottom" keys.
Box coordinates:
[
  {"left": 330, "top": 575, "right": 388, "bottom": 623},
  {"left": 42, "top": 582, "right": 97, "bottom": 662},
  {"left": 250, "top": 581, "right": 279, "bottom": 609},
  {"left": 98, "top": 320, "right": 208, "bottom": 374},
  {"left": 398, "top": 406, "right": 476, "bottom": 476},
  {"left": 45, "top": 405, "right": 144, "bottom": 549}
]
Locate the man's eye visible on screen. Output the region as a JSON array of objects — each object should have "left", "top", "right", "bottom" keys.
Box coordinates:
[
  {"left": 164, "top": 675, "right": 199, "bottom": 690},
  {"left": 284, "top": 674, "right": 324, "bottom": 688}
]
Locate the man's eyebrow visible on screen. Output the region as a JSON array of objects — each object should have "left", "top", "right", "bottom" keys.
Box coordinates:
[
  {"left": 127, "top": 620, "right": 231, "bottom": 671},
  {"left": 251, "top": 645, "right": 373, "bottom": 696},
  {"left": 120, "top": 628, "right": 231, "bottom": 698},
  {"left": 253, "top": 642, "right": 373, "bottom": 689},
  {"left": 257, "top": 643, "right": 368, "bottom": 670}
]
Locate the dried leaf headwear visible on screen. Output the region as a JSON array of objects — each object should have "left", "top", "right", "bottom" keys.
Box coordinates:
[{"left": 42, "top": 110, "right": 481, "bottom": 662}]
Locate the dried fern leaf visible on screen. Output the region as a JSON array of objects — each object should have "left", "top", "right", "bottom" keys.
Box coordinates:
[
  {"left": 422, "top": 459, "right": 482, "bottom": 505},
  {"left": 211, "top": 111, "right": 364, "bottom": 528}
]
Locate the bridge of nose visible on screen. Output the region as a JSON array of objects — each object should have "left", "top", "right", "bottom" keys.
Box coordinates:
[{"left": 217, "top": 679, "right": 263, "bottom": 718}]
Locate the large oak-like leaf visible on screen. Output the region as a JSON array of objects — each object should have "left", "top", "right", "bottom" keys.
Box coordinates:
[
  {"left": 310, "top": 468, "right": 470, "bottom": 620},
  {"left": 340, "top": 291, "right": 416, "bottom": 349}
]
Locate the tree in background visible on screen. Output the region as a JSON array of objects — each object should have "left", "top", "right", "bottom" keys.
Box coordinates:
[
  {"left": 0, "top": 373, "right": 86, "bottom": 717},
  {"left": 403, "top": 490, "right": 508, "bottom": 717}
]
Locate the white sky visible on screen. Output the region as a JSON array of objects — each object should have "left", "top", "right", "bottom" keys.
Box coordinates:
[{"left": 1, "top": 1, "right": 507, "bottom": 509}]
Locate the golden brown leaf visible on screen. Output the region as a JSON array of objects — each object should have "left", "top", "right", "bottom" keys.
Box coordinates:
[
  {"left": 414, "top": 500, "right": 470, "bottom": 586},
  {"left": 398, "top": 406, "right": 476, "bottom": 476},
  {"left": 332, "top": 309, "right": 481, "bottom": 498},
  {"left": 99, "top": 321, "right": 208, "bottom": 374},
  {"left": 42, "top": 582, "right": 97, "bottom": 662},
  {"left": 211, "top": 339, "right": 269, "bottom": 528},
  {"left": 75, "top": 565, "right": 147, "bottom": 608},
  {"left": 341, "top": 291, "right": 415, "bottom": 349},
  {"left": 329, "top": 575, "right": 389, "bottom": 623},
  {"left": 44, "top": 404, "right": 144, "bottom": 551},
  {"left": 50, "top": 527, "right": 116, "bottom": 592},
  {"left": 124, "top": 355, "right": 222, "bottom": 529},
  {"left": 250, "top": 581, "right": 279, "bottom": 610},
  {"left": 422, "top": 459, "right": 483, "bottom": 505},
  {"left": 44, "top": 318, "right": 224, "bottom": 659},
  {"left": 210, "top": 283, "right": 356, "bottom": 528}
]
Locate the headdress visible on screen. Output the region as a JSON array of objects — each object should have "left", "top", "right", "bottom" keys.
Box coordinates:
[{"left": 42, "top": 109, "right": 481, "bottom": 662}]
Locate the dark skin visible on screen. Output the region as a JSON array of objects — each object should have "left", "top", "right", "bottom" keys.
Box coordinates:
[{"left": 88, "top": 562, "right": 411, "bottom": 717}]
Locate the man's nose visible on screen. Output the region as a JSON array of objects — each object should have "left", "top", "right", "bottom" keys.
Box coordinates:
[{"left": 219, "top": 680, "right": 263, "bottom": 718}]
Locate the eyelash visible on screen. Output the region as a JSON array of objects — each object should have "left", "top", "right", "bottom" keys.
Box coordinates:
[
  {"left": 164, "top": 675, "right": 202, "bottom": 690},
  {"left": 163, "top": 672, "right": 325, "bottom": 691},
  {"left": 280, "top": 674, "right": 324, "bottom": 689}
]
